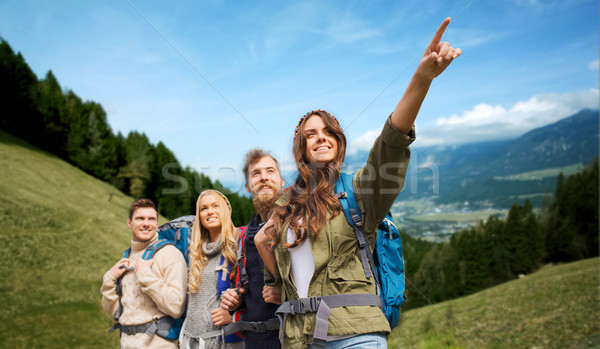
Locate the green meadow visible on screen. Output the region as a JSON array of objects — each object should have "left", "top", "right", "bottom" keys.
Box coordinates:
[
  {"left": 389, "top": 258, "right": 600, "bottom": 348},
  {"left": 1, "top": 130, "right": 132, "bottom": 348},
  {"left": 406, "top": 209, "right": 507, "bottom": 223},
  {"left": 493, "top": 164, "right": 585, "bottom": 181}
]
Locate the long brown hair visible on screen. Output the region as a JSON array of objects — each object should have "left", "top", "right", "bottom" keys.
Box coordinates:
[
  {"left": 269, "top": 110, "right": 346, "bottom": 248},
  {"left": 188, "top": 190, "right": 238, "bottom": 294}
]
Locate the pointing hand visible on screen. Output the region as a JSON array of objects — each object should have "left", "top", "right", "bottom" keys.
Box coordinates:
[{"left": 416, "top": 17, "right": 462, "bottom": 81}]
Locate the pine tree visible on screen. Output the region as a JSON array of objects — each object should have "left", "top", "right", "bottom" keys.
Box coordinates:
[
  {"left": 544, "top": 159, "right": 599, "bottom": 261},
  {"left": 0, "top": 40, "right": 41, "bottom": 142},
  {"left": 36, "top": 70, "right": 67, "bottom": 157},
  {"left": 411, "top": 244, "right": 443, "bottom": 308},
  {"left": 75, "top": 102, "right": 121, "bottom": 181},
  {"left": 484, "top": 215, "right": 512, "bottom": 283},
  {"left": 503, "top": 201, "right": 542, "bottom": 275},
  {"left": 119, "top": 131, "right": 154, "bottom": 198},
  {"left": 64, "top": 90, "right": 87, "bottom": 166},
  {"left": 151, "top": 142, "right": 186, "bottom": 219},
  {"left": 455, "top": 225, "right": 493, "bottom": 295}
]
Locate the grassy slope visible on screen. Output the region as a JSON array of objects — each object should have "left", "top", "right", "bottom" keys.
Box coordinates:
[
  {"left": 0, "top": 131, "right": 142, "bottom": 348},
  {"left": 389, "top": 257, "right": 600, "bottom": 348}
]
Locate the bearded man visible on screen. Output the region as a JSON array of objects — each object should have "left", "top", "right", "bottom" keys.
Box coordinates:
[{"left": 221, "top": 149, "right": 284, "bottom": 349}]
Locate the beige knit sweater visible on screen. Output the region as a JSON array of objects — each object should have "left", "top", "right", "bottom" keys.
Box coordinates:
[{"left": 101, "top": 234, "right": 188, "bottom": 349}]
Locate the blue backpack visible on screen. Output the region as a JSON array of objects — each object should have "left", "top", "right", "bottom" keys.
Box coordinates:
[
  {"left": 216, "top": 255, "right": 245, "bottom": 343},
  {"left": 157, "top": 215, "right": 195, "bottom": 264},
  {"left": 335, "top": 172, "right": 406, "bottom": 328}
]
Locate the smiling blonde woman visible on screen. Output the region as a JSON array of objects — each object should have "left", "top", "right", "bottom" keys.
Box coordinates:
[{"left": 179, "top": 190, "right": 243, "bottom": 349}]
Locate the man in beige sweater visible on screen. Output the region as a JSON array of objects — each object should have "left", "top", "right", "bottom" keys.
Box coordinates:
[{"left": 101, "top": 199, "right": 188, "bottom": 348}]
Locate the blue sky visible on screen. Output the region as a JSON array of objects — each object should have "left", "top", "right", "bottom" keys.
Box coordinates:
[{"left": 1, "top": 0, "right": 598, "bottom": 193}]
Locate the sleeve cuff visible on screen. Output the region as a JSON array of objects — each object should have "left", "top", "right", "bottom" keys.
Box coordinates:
[
  {"left": 382, "top": 115, "right": 416, "bottom": 147},
  {"left": 263, "top": 264, "right": 276, "bottom": 286},
  {"left": 103, "top": 271, "right": 117, "bottom": 284}
]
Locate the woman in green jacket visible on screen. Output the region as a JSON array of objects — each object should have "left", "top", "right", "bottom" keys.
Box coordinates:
[{"left": 256, "top": 18, "right": 461, "bottom": 349}]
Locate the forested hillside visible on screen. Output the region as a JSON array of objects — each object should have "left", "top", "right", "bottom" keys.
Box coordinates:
[
  {"left": 0, "top": 38, "right": 253, "bottom": 224},
  {"left": 403, "top": 157, "right": 599, "bottom": 310}
]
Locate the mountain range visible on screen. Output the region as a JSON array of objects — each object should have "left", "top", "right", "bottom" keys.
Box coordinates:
[{"left": 344, "top": 109, "right": 599, "bottom": 208}]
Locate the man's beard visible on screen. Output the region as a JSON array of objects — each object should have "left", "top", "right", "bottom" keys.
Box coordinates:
[{"left": 251, "top": 183, "right": 283, "bottom": 221}]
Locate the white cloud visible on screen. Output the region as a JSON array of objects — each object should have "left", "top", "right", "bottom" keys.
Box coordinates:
[
  {"left": 589, "top": 59, "right": 599, "bottom": 70},
  {"left": 348, "top": 89, "right": 600, "bottom": 152},
  {"left": 419, "top": 89, "right": 599, "bottom": 146},
  {"left": 436, "top": 104, "right": 507, "bottom": 127},
  {"left": 347, "top": 129, "right": 382, "bottom": 155}
]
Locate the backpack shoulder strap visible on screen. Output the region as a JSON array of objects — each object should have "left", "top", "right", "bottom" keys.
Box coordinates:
[
  {"left": 238, "top": 226, "right": 248, "bottom": 264},
  {"left": 114, "top": 242, "right": 172, "bottom": 322},
  {"left": 233, "top": 226, "right": 249, "bottom": 290},
  {"left": 114, "top": 247, "right": 132, "bottom": 321},
  {"left": 335, "top": 173, "right": 376, "bottom": 280},
  {"left": 142, "top": 240, "right": 175, "bottom": 260},
  {"left": 217, "top": 254, "right": 232, "bottom": 295},
  {"left": 335, "top": 173, "right": 363, "bottom": 227}
]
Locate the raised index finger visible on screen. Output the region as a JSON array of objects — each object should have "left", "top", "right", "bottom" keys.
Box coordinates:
[{"left": 430, "top": 17, "right": 451, "bottom": 46}]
